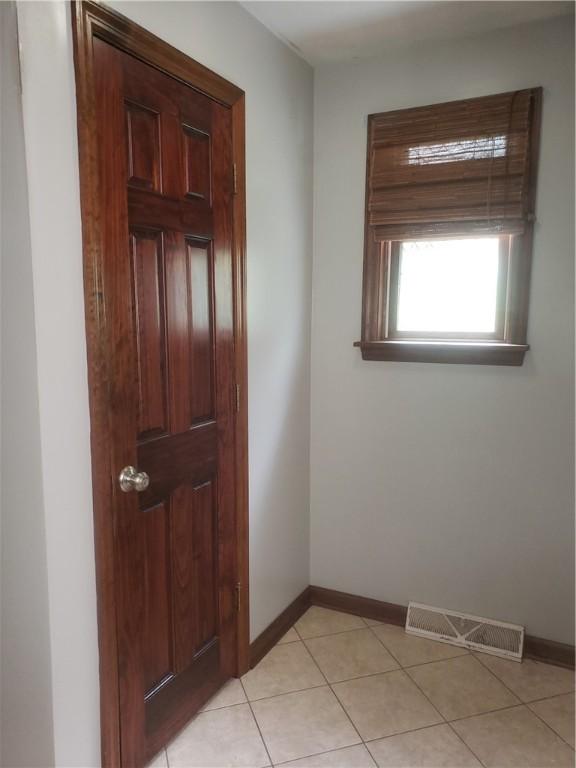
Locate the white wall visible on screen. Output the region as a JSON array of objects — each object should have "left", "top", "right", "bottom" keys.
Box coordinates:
[
  {"left": 13, "top": 1, "right": 312, "bottom": 764},
  {"left": 311, "top": 16, "right": 575, "bottom": 644},
  {"left": 0, "top": 4, "right": 55, "bottom": 765},
  {"left": 15, "top": 3, "right": 100, "bottom": 765}
]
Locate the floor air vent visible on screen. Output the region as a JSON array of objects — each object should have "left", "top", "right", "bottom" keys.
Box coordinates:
[{"left": 406, "top": 602, "right": 524, "bottom": 661}]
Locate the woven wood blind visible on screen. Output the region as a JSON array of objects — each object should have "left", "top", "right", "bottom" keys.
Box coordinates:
[{"left": 366, "top": 89, "right": 541, "bottom": 240}]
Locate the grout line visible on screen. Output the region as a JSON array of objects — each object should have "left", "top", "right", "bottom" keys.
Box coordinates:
[
  {"left": 239, "top": 677, "right": 275, "bottom": 768},
  {"left": 198, "top": 678, "right": 251, "bottom": 713},
  {"left": 299, "top": 636, "right": 366, "bottom": 751},
  {"left": 247, "top": 681, "right": 328, "bottom": 703},
  {"left": 202, "top": 700, "right": 252, "bottom": 712},
  {"left": 362, "top": 720, "right": 459, "bottom": 745},
  {"left": 296, "top": 623, "right": 372, "bottom": 642},
  {"left": 527, "top": 705, "right": 576, "bottom": 752},
  {"left": 247, "top": 678, "right": 404, "bottom": 707},
  {"left": 394, "top": 667, "right": 447, "bottom": 725},
  {"left": 321, "top": 686, "right": 365, "bottom": 752},
  {"left": 471, "top": 652, "right": 525, "bottom": 703},
  {"left": 401, "top": 653, "right": 470, "bottom": 671},
  {"left": 444, "top": 697, "right": 576, "bottom": 754},
  {"left": 473, "top": 648, "right": 576, "bottom": 741},
  {"left": 526, "top": 700, "right": 576, "bottom": 752},
  {"left": 524, "top": 689, "right": 576, "bottom": 706},
  {"left": 299, "top": 642, "right": 329, "bottom": 685},
  {"left": 302, "top": 626, "right": 464, "bottom": 681},
  {"left": 250, "top": 638, "right": 368, "bottom": 768},
  {"left": 360, "top": 718, "right": 487, "bottom": 768},
  {"left": 366, "top": 624, "right": 470, "bottom": 675},
  {"left": 367, "top": 624, "right": 418, "bottom": 665},
  {"left": 274, "top": 743, "right": 377, "bottom": 768},
  {"left": 445, "top": 721, "right": 487, "bottom": 767},
  {"left": 389, "top": 651, "right": 488, "bottom": 768},
  {"left": 408, "top": 687, "right": 488, "bottom": 768},
  {"left": 287, "top": 622, "right": 470, "bottom": 677},
  {"left": 164, "top": 747, "right": 170, "bottom": 768},
  {"left": 201, "top": 700, "right": 249, "bottom": 712},
  {"left": 446, "top": 701, "right": 529, "bottom": 725},
  {"left": 200, "top": 700, "right": 246, "bottom": 712},
  {"left": 366, "top": 624, "right": 472, "bottom": 670}
]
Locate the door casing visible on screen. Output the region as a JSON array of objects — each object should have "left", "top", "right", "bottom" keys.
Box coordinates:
[{"left": 71, "top": 3, "right": 249, "bottom": 765}]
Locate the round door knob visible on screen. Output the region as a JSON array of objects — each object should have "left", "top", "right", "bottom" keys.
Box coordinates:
[{"left": 119, "top": 465, "right": 150, "bottom": 493}]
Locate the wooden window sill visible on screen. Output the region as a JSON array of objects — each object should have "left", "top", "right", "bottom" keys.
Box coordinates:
[{"left": 354, "top": 340, "right": 529, "bottom": 366}]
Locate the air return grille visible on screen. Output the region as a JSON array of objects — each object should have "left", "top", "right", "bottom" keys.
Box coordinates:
[{"left": 406, "top": 602, "right": 524, "bottom": 661}]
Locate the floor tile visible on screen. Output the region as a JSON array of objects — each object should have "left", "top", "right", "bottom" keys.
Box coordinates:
[
  {"left": 146, "top": 749, "right": 168, "bottom": 768},
  {"left": 277, "top": 744, "right": 375, "bottom": 767},
  {"left": 201, "top": 678, "right": 247, "bottom": 711},
  {"left": 295, "top": 607, "right": 366, "bottom": 639},
  {"left": 242, "top": 641, "right": 325, "bottom": 700},
  {"left": 407, "top": 654, "right": 519, "bottom": 721},
  {"left": 475, "top": 653, "right": 575, "bottom": 703},
  {"left": 251, "top": 686, "right": 360, "bottom": 764},
  {"left": 529, "top": 693, "right": 575, "bottom": 748},
  {"left": 362, "top": 617, "right": 385, "bottom": 627},
  {"left": 167, "top": 703, "right": 270, "bottom": 767},
  {"left": 452, "top": 705, "right": 576, "bottom": 767},
  {"left": 367, "top": 723, "right": 481, "bottom": 767},
  {"left": 332, "top": 670, "right": 443, "bottom": 741},
  {"left": 278, "top": 627, "right": 300, "bottom": 645},
  {"left": 305, "top": 628, "right": 399, "bottom": 683},
  {"left": 372, "top": 624, "right": 469, "bottom": 667}
]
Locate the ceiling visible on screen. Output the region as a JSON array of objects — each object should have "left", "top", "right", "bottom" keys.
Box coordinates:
[{"left": 241, "top": 1, "right": 574, "bottom": 64}]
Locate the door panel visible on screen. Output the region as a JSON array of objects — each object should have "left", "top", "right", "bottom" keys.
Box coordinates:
[
  {"left": 171, "top": 480, "right": 218, "bottom": 670},
  {"left": 143, "top": 502, "right": 172, "bottom": 693},
  {"left": 125, "top": 102, "right": 161, "bottom": 191},
  {"left": 131, "top": 229, "right": 168, "bottom": 439},
  {"left": 183, "top": 126, "right": 211, "bottom": 200},
  {"left": 93, "top": 36, "right": 237, "bottom": 765},
  {"left": 187, "top": 239, "right": 215, "bottom": 422}
]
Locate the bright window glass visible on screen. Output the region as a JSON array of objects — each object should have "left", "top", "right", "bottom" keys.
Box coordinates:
[
  {"left": 396, "top": 238, "right": 500, "bottom": 334},
  {"left": 407, "top": 135, "right": 507, "bottom": 165}
]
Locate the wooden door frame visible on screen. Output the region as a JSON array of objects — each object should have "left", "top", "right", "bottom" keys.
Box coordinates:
[{"left": 71, "top": 3, "right": 249, "bottom": 765}]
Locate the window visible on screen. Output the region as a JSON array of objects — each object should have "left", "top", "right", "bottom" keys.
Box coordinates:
[
  {"left": 394, "top": 237, "right": 502, "bottom": 335},
  {"left": 356, "top": 89, "right": 542, "bottom": 365}
]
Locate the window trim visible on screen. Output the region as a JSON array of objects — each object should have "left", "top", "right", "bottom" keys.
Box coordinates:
[
  {"left": 356, "top": 90, "right": 542, "bottom": 366},
  {"left": 354, "top": 339, "right": 530, "bottom": 366},
  {"left": 355, "top": 230, "right": 532, "bottom": 365}
]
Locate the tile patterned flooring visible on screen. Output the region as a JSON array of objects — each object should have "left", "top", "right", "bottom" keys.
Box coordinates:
[{"left": 149, "top": 606, "right": 575, "bottom": 767}]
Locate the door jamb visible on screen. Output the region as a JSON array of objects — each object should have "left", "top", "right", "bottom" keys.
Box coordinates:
[{"left": 71, "top": 4, "right": 249, "bottom": 765}]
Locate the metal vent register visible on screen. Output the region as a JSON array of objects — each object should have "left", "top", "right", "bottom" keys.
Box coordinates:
[{"left": 406, "top": 602, "right": 524, "bottom": 661}]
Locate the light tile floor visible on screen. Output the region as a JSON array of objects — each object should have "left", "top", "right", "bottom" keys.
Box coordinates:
[{"left": 149, "top": 607, "right": 575, "bottom": 767}]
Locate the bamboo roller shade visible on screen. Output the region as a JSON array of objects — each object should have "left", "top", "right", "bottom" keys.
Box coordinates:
[{"left": 367, "top": 88, "right": 541, "bottom": 240}]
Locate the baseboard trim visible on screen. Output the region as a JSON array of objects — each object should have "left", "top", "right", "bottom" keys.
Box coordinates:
[
  {"left": 309, "top": 585, "right": 575, "bottom": 670},
  {"left": 249, "top": 585, "right": 574, "bottom": 670},
  {"left": 309, "top": 585, "right": 406, "bottom": 627},
  {"left": 249, "top": 587, "right": 311, "bottom": 668},
  {"left": 524, "top": 635, "right": 575, "bottom": 670}
]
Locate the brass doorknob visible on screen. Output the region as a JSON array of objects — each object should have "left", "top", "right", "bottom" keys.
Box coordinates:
[{"left": 119, "top": 465, "right": 150, "bottom": 493}]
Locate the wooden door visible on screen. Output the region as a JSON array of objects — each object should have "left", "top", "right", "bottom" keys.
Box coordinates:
[{"left": 92, "top": 36, "right": 239, "bottom": 766}]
